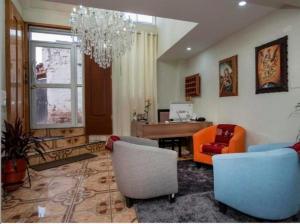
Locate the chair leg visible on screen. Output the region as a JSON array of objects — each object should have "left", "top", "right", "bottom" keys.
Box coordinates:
[
  {"left": 159, "top": 139, "right": 164, "bottom": 148},
  {"left": 171, "top": 140, "right": 175, "bottom": 151},
  {"left": 195, "top": 162, "right": 201, "bottom": 168},
  {"left": 218, "top": 202, "right": 228, "bottom": 214},
  {"left": 168, "top": 193, "right": 176, "bottom": 203},
  {"left": 178, "top": 142, "right": 182, "bottom": 157},
  {"left": 125, "top": 197, "right": 134, "bottom": 208},
  {"left": 292, "top": 215, "right": 298, "bottom": 221}
]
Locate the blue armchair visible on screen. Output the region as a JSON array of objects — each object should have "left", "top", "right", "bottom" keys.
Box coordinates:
[{"left": 212, "top": 143, "right": 300, "bottom": 220}]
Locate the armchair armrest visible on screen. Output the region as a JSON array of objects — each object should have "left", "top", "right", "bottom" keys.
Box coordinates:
[
  {"left": 247, "top": 143, "right": 293, "bottom": 153},
  {"left": 227, "top": 126, "right": 246, "bottom": 153}
]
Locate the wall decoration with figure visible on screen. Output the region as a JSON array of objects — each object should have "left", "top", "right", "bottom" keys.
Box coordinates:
[
  {"left": 255, "top": 36, "right": 288, "bottom": 94},
  {"left": 219, "top": 55, "right": 238, "bottom": 97}
]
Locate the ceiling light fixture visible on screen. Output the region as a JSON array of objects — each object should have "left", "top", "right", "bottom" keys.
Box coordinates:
[
  {"left": 238, "top": 1, "right": 247, "bottom": 7},
  {"left": 186, "top": 47, "right": 192, "bottom": 51},
  {"left": 70, "top": 6, "right": 136, "bottom": 68}
]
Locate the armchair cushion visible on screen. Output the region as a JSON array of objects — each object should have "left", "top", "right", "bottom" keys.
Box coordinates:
[
  {"left": 215, "top": 124, "right": 236, "bottom": 144},
  {"left": 202, "top": 142, "right": 228, "bottom": 155},
  {"left": 290, "top": 142, "right": 300, "bottom": 153},
  {"left": 193, "top": 124, "right": 245, "bottom": 165}
]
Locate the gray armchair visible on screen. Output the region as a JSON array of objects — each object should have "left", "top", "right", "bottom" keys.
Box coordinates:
[{"left": 112, "top": 136, "right": 178, "bottom": 207}]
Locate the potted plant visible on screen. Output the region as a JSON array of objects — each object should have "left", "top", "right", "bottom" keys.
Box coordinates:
[{"left": 1, "top": 118, "right": 46, "bottom": 191}]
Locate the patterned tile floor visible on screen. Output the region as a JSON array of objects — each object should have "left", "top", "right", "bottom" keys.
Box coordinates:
[
  {"left": 1, "top": 150, "right": 138, "bottom": 223},
  {"left": 2, "top": 147, "right": 192, "bottom": 223}
]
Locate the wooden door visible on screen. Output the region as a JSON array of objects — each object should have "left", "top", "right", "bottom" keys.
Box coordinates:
[
  {"left": 85, "top": 56, "right": 112, "bottom": 135},
  {"left": 5, "top": 0, "right": 25, "bottom": 125}
]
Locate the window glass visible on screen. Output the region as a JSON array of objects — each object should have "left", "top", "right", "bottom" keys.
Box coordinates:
[
  {"left": 32, "top": 88, "right": 72, "bottom": 125},
  {"left": 124, "top": 13, "right": 137, "bottom": 22},
  {"left": 77, "top": 87, "right": 83, "bottom": 125},
  {"left": 77, "top": 47, "right": 83, "bottom": 84},
  {"left": 31, "top": 32, "right": 77, "bottom": 42},
  {"left": 137, "top": 14, "right": 154, "bottom": 24},
  {"left": 124, "top": 12, "right": 154, "bottom": 24},
  {"left": 34, "top": 46, "right": 71, "bottom": 84}
]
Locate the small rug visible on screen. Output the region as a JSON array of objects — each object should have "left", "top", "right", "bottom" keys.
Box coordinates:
[
  {"left": 135, "top": 160, "right": 300, "bottom": 223},
  {"left": 30, "top": 153, "right": 97, "bottom": 171},
  {"left": 177, "top": 161, "right": 213, "bottom": 196}
]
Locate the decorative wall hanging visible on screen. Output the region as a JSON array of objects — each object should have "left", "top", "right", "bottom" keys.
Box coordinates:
[
  {"left": 185, "top": 74, "right": 201, "bottom": 101},
  {"left": 219, "top": 55, "right": 238, "bottom": 97},
  {"left": 255, "top": 36, "right": 288, "bottom": 94}
]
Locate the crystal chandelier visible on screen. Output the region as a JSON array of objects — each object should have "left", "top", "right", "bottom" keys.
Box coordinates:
[{"left": 70, "top": 6, "right": 136, "bottom": 68}]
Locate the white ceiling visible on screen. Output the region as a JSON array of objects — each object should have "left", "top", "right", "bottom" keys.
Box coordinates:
[{"left": 42, "top": 0, "right": 300, "bottom": 60}]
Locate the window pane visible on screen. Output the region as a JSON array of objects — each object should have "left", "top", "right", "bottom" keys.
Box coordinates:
[
  {"left": 124, "top": 13, "right": 137, "bottom": 22},
  {"left": 77, "top": 47, "right": 83, "bottom": 84},
  {"left": 34, "top": 46, "right": 71, "bottom": 84},
  {"left": 31, "top": 32, "right": 77, "bottom": 43},
  {"left": 77, "top": 87, "right": 83, "bottom": 124},
  {"left": 32, "top": 88, "right": 72, "bottom": 125},
  {"left": 124, "top": 13, "right": 154, "bottom": 24},
  {"left": 137, "top": 14, "right": 153, "bottom": 24}
]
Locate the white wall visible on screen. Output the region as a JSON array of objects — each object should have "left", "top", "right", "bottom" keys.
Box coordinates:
[
  {"left": 11, "top": 0, "right": 23, "bottom": 17},
  {"left": 156, "top": 17, "right": 197, "bottom": 58},
  {"left": 23, "top": 8, "right": 70, "bottom": 26},
  {"left": 177, "top": 8, "right": 300, "bottom": 145},
  {"left": 157, "top": 60, "right": 186, "bottom": 109},
  {"left": 156, "top": 18, "right": 197, "bottom": 109}
]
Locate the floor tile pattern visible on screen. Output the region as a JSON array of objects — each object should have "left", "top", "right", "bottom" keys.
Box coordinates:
[{"left": 2, "top": 149, "right": 138, "bottom": 223}]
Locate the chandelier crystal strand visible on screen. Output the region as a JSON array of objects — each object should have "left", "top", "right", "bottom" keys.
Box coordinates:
[{"left": 70, "top": 6, "right": 135, "bottom": 68}]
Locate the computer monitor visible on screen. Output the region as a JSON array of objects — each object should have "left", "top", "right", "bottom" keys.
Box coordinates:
[{"left": 169, "top": 103, "right": 193, "bottom": 121}]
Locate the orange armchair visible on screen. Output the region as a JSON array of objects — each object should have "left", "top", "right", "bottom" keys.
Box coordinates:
[{"left": 193, "top": 125, "right": 246, "bottom": 165}]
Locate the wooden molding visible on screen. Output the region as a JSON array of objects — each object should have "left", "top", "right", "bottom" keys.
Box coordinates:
[
  {"left": 26, "top": 22, "right": 71, "bottom": 30},
  {"left": 5, "top": 0, "right": 11, "bottom": 121},
  {"left": 24, "top": 22, "right": 30, "bottom": 131},
  {"left": 5, "top": 0, "right": 26, "bottom": 123}
]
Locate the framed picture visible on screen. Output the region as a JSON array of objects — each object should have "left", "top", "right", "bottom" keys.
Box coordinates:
[
  {"left": 255, "top": 36, "right": 288, "bottom": 94},
  {"left": 219, "top": 55, "right": 238, "bottom": 97}
]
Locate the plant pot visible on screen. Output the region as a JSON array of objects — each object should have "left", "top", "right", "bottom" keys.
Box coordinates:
[{"left": 2, "top": 159, "right": 27, "bottom": 191}]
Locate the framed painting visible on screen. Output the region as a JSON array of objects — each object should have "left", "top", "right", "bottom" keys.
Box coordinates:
[
  {"left": 255, "top": 36, "right": 288, "bottom": 94},
  {"left": 219, "top": 55, "right": 238, "bottom": 97}
]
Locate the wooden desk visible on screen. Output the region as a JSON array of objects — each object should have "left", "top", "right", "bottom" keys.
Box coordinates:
[{"left": 131, "top": 121, "right": 212, "bottom": 139}]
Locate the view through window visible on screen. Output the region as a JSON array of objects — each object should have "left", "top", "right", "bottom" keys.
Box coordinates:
[
  {"left": 29, "top": 28, "right": 83, "bottom": 129},
  {"left": 124, "top": 13, "right": 155, "bottom": 24}
]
